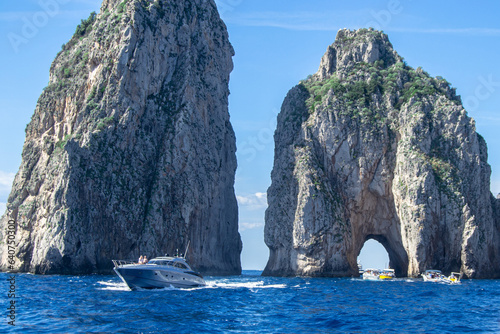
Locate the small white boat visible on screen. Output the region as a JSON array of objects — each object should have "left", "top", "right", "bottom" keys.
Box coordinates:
[
  {"left": 379, "top": 269, "right": 395, "bottom": 280},
  {"left": 422, "top": 269, "right": 446, "bottom": 282},
  {"left": 362, "top": 268, "right": 380, "bottom": 280},
  {"left": 422, "top": 270, "right": 462, "bottom": 284}
]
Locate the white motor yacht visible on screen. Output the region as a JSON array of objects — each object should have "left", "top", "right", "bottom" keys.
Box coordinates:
[
  {"left": 422, "top": 269, "right": 446, "bottom": 282},
  {"left": 362, "top": 268, "right": 380, "bottom": 280},
  {"left": 112, "top": 255, "right": 206, "bottom": 290}
]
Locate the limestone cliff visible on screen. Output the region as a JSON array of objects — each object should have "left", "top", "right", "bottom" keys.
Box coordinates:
[
  {"left": 495, "top": 194, "right": 500, "bottom": 232},
  {"left": 264, "top": 28, "right": 500, "bottom": 278},
  {"left": 0, "top": 0, "right": 241, "bottom": 275}
]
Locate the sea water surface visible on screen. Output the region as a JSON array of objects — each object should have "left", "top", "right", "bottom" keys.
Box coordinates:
[{"left": 1, "top": 271, "right": 499, "bottom": 333}]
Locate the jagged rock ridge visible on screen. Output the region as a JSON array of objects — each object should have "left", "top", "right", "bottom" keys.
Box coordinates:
[
  {"left": 0, "top": 0, "right": 242, "bottom": 275},
  {"left": 264, "top": 28, "right": 500, "bottom": 278}
]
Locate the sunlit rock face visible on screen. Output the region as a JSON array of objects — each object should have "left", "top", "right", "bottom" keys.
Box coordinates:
[
  {"left": 0, "top": 0, "right": 241, "bottom": 275},
  {"left": 264, "top": 28, "right": 500, "bottom": 278}
]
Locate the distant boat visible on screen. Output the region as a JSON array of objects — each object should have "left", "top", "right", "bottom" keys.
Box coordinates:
[
  {"left": 379, "top": 269, "right": 395, "bottom": 280},
  {"left": 421, "top": 270, "right": 462, "bottom": 284},
  {"left": 362, "top": 268, "right": 380, "bottom": 280},
  {"left": 447, "top": 272, "right": 462, "bottom": 284},
  {"left": 422, "top": 269, "right": 446, "bottom": 282}
]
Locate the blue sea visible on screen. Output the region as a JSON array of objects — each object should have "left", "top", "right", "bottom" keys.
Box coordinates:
[{"left": 1, "top": 271, "right": 499, "bottom": 333}]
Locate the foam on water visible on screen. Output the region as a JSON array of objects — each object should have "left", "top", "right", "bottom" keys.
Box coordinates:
[
  {"left": 206, "top": 280, "right": 286, "bottom": 290},
  {"left": 96, "top": 278, "right": 286, "bottom": 292},
  {"left": 96, "top": 280, "right": 130, "bottom": 291}
]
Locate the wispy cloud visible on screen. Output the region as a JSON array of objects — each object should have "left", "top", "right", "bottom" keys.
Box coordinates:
[
  {"left": 239, "top": 221, "right": 264, "bottom": 232},
  {"left": 386, "top": 27, "right": 500, "bottom": 36},
  {"left": 474, "top": 115, "right": 500, "bottom": 123},
  {"left": 0, "top": 171, "right": 15, "bottom": 199},
  {"left": 223, "top": 9, "right": 500, "bottom": 37},
  {"left": 0, "top": 9, "right": 98, "bottom": 24},
  {"left": 223, "top": 10, "right": 368, "bottom": 31},
  {"left": 0, "top": 12, "right": 33, "bottom": 22},
  {"left": 237, "top": 192, "right": 267, "bottom": 210},
  {"left": 491, "top": 180, "right": 500, "bottom": 196}
]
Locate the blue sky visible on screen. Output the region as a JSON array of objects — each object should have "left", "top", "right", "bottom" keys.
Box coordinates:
[{"left": 0, "top": 0, "right": 499, "bottom": 271}]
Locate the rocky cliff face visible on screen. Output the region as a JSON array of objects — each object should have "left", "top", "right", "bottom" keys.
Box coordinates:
[
  {"left": 0, "top": 0, "right": 241, "bottom": 275},
  {"left": 264, "top": 28, "right": 500, "bottom": 278},
  {"left": 495, "top": 194, "right": 500, "bottom": 231}
]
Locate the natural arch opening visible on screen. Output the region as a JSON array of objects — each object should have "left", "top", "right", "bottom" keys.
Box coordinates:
[
  {"left": 357, "top": 239, "right": 389, "bottom": 271},
  {"left": 356, "top": 234, "right": 408, "bottom": 277}
]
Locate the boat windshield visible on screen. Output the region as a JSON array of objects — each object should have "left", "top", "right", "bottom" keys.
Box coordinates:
[
  {"left": 174, "top": 262, "right": 188, "bottom": 269},
  {"left": 147, "top": 259, "right": 189, "bottom": 270},
  {"left": 149, "top": 260, "right": 175, "bottom": 266}
]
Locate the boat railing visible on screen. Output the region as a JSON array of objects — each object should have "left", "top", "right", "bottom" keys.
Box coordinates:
[{"left": 112, "top": 260, "right": 137, "bottom": 268}]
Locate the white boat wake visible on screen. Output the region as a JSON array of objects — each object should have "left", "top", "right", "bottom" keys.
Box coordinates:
[
  {"left": 97, "top": 280, "right": 130, "bottom": 291},
  {"left": 205, "top": 280, "right": 286, "bottom": 290},
  {"left": 97, "top": 279, "right": 286, "bottom": 291}
]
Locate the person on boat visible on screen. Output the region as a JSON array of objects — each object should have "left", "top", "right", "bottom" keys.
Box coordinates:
[
  {"left": 143, "top": 256, "right": 148, "bottom": 264},
  {"left": 138, "top": 255, "right": 144, "bottom": 264}
]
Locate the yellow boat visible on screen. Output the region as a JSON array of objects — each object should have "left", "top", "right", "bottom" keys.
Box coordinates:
[
  {"left": 448, "top": 272, "right": 462, "bottom": 284},
  {"left": 379, "top": 269, "right": 395, "bottom": 280}
]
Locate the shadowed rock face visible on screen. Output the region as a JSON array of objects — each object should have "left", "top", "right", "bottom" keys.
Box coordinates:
[
  {"left": 495, "top": 194, "right": 500, "bottom": 234},
  {"left": 264, "top": 28, "right": 500, "bottom": 278},
  {"left": 0, "top": 0, "right": 241, "bottom": 275}
]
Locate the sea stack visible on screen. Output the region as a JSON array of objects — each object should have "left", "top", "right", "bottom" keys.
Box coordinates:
[
  {"left": 263, "top": 28, "right": 500, "bottom": 278},
  {"left": 0, "top": 0, "right": 241, "bottom": 275}
]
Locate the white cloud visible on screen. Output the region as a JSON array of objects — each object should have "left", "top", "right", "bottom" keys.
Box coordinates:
[
  {"left": 387, "top": 27, "right": 500, "bottom": 36},
  {"left": 0, "top": 12, "right": 33, "bottom": 22},
  {"left": 239, "top": 222, "right": 264, "bottom": 232},
  {"left": 222, "top": 8, "right": 500, "bottom": 36},
  {"left": 223, "top": 10, "right": 367, "bottom": 31},
  {"left": 491, "top": 180, "right": 500, "bottom": 197},
  {"left": 0, "top": 6, "right": 100, "bottom": 22},
  {"left": 473, "top": 114, "right": 500, "bottom": 123},
  {"left": 0, "top": 171, "right": 15, "bottom": 199},
  {"left": 236, "top": 192, "right": 268, "bottom": 210}
]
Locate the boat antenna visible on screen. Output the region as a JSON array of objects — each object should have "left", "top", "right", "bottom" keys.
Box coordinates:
[{"left": 183, "top": 241, "right": 190, "bottom": 259}]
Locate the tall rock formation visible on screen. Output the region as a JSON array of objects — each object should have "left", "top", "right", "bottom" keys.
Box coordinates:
[
  {"left": 0, "top": 0, "right": 241, "bottom": 275},
  {"left": 495, "top": 194, "right": 500, "bottom": 229},
  {"left": 264, "top": 28, "right": 500, "bottom": 278}
]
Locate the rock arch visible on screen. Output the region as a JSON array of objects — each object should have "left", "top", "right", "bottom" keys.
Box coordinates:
[
  {"left": 263, "top": 29, "right": 500, "bottom": 278},
  {"left": 354, "top": 235, "right": 408, "bottom": 277}
]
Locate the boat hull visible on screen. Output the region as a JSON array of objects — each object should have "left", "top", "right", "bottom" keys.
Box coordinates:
[
  {"left": 362, "top": 274, "right": 379, "bottom": 281},
  {"left": 114, "top": 266, "right": 206, "bottom": 290}
]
